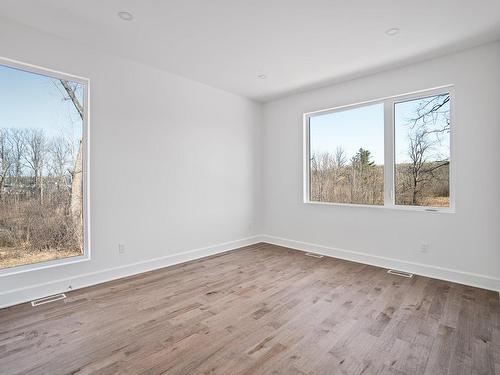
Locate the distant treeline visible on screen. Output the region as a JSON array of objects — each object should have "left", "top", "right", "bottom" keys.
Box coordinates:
[
  {"left": 0, "top": 127, "right": 82, "bottom": 252},
  {"left": 310, "top": 148, "right": 449, "bottom": 206}
]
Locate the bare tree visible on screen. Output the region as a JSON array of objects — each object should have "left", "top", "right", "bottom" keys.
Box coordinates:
[
  {"left": 405, "top": 94, "right": 450, "bottom": 204},
  {"left": 410, "top": 94, "right": 450, "bottom": 136},
  {"left": 0, "top": 129, "right": 13, "bottom": 198},
  {"left": 48, "top": 136, "right": 72, "bottom": 192},
  {"left": 310, "top": 146, "right": 383, "bottom": 205},
  {"left": 23, "top": 129, "right": 46, "bottom": 202},
  {"left": 310, "top": 152, "right": 330, "bottom": 201},
  {"left": 407, "top": 128, "right": 434, "bottom": 204},
  {"left": 8, "top": 128, "right": 27, "bottom": 186},
  {"left": 334, "top": 146, "right": 347, "bottom": 168},
  {"left": 59, "top": 80, "right": 83, "bottom": 249}
]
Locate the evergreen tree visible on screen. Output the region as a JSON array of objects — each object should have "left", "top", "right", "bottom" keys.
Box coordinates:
[{"left": 351, "top": 148, "right": 374, "bottom": 171}]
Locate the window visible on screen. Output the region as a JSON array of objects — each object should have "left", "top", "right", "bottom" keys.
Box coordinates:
[
  {"left": 309, "top": 103, "right": 384, "bottom": 205},
  {"left": 394, "top": 94, "right": 451, "bottom": 207},
  {"left": 0, "top": 58, "right": 89, "bottom": 272},
  {"left": 305, "top": 87, "right": 453, "bottom": 211}
]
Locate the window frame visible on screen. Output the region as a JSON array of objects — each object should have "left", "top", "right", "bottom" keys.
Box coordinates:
[
  {"left": 0, "top": 56, "right": 91, "bottom": 276},
  {"left": 303, "top": 85, "right": 455, "bottom": 213}
]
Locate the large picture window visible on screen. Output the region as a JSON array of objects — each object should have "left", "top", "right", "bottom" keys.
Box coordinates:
[
  {"left": 309, "top": 103, "right": 384, "bottom": 205},
  {"left": 305, "top": 87, "right": 453, "bottom": 211},
  {"left": 0, "top": 59, "right": 88, "bottom": 271}
]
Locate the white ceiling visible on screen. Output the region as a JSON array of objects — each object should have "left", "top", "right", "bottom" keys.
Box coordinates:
[{"left": 1, "top": 0, "right": 500, "bottom": 101}]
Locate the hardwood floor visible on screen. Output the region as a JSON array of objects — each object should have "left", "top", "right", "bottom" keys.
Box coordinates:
[{"left": 0, "top": 243, "right": 499, "bottom": 375}]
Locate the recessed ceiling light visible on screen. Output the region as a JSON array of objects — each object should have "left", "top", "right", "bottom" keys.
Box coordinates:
[
  {"left": 118, "top": 11, "right": 133, "bottom": 21},
  {"left": 385, "top": 27, "right": 400, "bottom": 36},
  {"left": 257, "top": 74, "right": 267, "bottom": 79}
]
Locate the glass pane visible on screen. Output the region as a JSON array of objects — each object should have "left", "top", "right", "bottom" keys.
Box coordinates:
[
  {"left": 0, "top": 64, "right": 84, "bottom": 270},
  {"left": 309, "top": 103, "right": 384, "bottom": 205},
  {"left": 394, "top": 93, "right": 450, "bottom": 207}
]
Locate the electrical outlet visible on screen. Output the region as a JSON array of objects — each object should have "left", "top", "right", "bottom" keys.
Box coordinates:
[
  {"left": 118, "top": 243, "right": 126, "bottom": 254},
  {"left": 420, "top": 242, "right": 429, "bottom": 253}
]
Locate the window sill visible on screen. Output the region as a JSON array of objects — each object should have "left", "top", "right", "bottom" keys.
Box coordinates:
[
  {"left": 304, "top": 200, "right": 455, "bottom": 213},
  {"left": 0, "top": 253, "right": 91, "bottom": 277}
]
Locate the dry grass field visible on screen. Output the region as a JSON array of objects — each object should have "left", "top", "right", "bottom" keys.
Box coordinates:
[
  {"left": 0, "top": 247, "right": 81, "bottom": 269},
  {"left": 417, "top": 196, "right": 449, "bottom": 207}
]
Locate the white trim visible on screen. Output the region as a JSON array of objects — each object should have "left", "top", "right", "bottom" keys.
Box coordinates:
[
  {"left": 303, "top": 85, "right": 455, "bottom": 212},
  {"left": 0, "top": 236, "right": 262, "bottom": 309},
  {"left": 304, "top": 84, "right": 454, "bottom": 117},
  {"left": 0, "top": 56, "right": 89, "bottom": 84},
  {"left": 2, "top": 234, "right": 498, "bottom": 309},
  {"left": 384, "top": 100, "right": 394, "bottom": 206},
  {"left": 302, "top": 113, "right": 311, "bottom": 203},
  {"left": 0, "top": 254, "right": 90, "bottom": 277},
  {"left": 303, "top": 199, "right": 455, "bottom": 213},
  {"left": 260, "top": 235, "right": 500, "bottom": 292},
  {"left": 0, "top": 56, "right": 91, "bottom": 275}
]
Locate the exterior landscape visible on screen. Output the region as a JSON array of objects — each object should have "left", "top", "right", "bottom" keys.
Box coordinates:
[
  {"left": 0, "top": 65, "right": 84, "bottom": 269},
  {"left": 310, "top": 94, "right": 450, "bottom": 207}
]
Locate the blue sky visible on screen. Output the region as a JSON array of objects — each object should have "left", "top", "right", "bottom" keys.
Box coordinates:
[
  {"left": 310, "top": 96, "right": 450, "bottom": 166},
  {"left": 395, "top": 97, "right": 450, "bottom": 164},
  {"left": 0, "top": 64, "right": 83, "bottom": 141},
  {"left": 310, "top": 103, "right": 385, "bottom": 164}
]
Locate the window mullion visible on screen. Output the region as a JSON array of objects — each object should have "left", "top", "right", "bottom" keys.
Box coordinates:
[{"left": 383, "top": 100, "right": 395, "bottom": 207}]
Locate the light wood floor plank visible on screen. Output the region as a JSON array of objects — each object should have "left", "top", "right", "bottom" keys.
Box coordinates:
[{"left": 0, "top": 243, "right": 498, "bottom": 375}]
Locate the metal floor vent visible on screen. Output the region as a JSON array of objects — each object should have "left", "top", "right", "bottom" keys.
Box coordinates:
[
  {"left": 387, "top": 269, "right": 413, "bottom": 278},
  {"left": 31, "top": 293, "right": 66, "bottom": 307},
  {"left": 305, "top": 252, "right": 324, "bottom": 259}
]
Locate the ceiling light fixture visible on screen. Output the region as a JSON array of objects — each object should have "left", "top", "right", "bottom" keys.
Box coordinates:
[
  {"left": 257, "top": 74, "right": 267, "bottom": 79},
  {"left": 118, "top": 11, "right": 133, "bottom": 21},
  {"left": 385, "top": 27, "right": 400, "bottom": 36}
]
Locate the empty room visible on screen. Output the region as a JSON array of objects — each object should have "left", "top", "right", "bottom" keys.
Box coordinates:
[{"left": 0, "top": 1, "right": 499, "bottom": 374}]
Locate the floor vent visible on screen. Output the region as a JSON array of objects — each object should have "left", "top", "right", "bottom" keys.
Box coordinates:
[
  {"left": 31, "top": 293, "right": 66, "bottom": 307},
  {"left": 387, "top": 269, "right": 413, "bottom": 278},
  {"left": 305, "top": 252, "right": 324, "bottom": 259}
]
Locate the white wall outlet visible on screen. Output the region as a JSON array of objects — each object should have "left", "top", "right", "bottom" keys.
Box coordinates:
[
  {"left": 118, "top": 243, "right": 126, "bottom": 254},
  {"left": 420, "top": 242, "right": 429, "bottom": 253}
]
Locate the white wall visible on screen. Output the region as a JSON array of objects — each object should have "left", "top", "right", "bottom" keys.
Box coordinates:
[
  {"left": 262, "top": 42, "right": 500, "bottom": 291},
  {"left": 0, "top": 18, "right": 262, "bottom": 307}
]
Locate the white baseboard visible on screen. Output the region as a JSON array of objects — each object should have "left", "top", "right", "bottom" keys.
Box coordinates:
[
  {"left": 0, "top": 236, "right": 262, "bottom": 309},
  {"left": 260, "top": 234, "right": 500, "bottom": 292},
  {"left": 2, "top": 234, "right": 498, "bottom": 309}
]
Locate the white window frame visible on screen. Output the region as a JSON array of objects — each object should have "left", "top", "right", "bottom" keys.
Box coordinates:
[
  {"left": 303, "top": 85, "right": 455, "bottom": 213},
  {"left": 0, "top": 56, "right": 91, "bottom": 276}
]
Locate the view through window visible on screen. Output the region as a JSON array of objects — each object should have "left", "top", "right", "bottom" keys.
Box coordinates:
[
  {"left": 394, "top": 94, "right": 451, "bottom": 207},
  {"left": 307, "top": 89, "right": 452, "bottom": 209},
  {"left": 0, "top": 62, "right": 86, "bottom": 270},
  {"left": 309, "top": 104, "right": 384, "bottom": 205}
]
